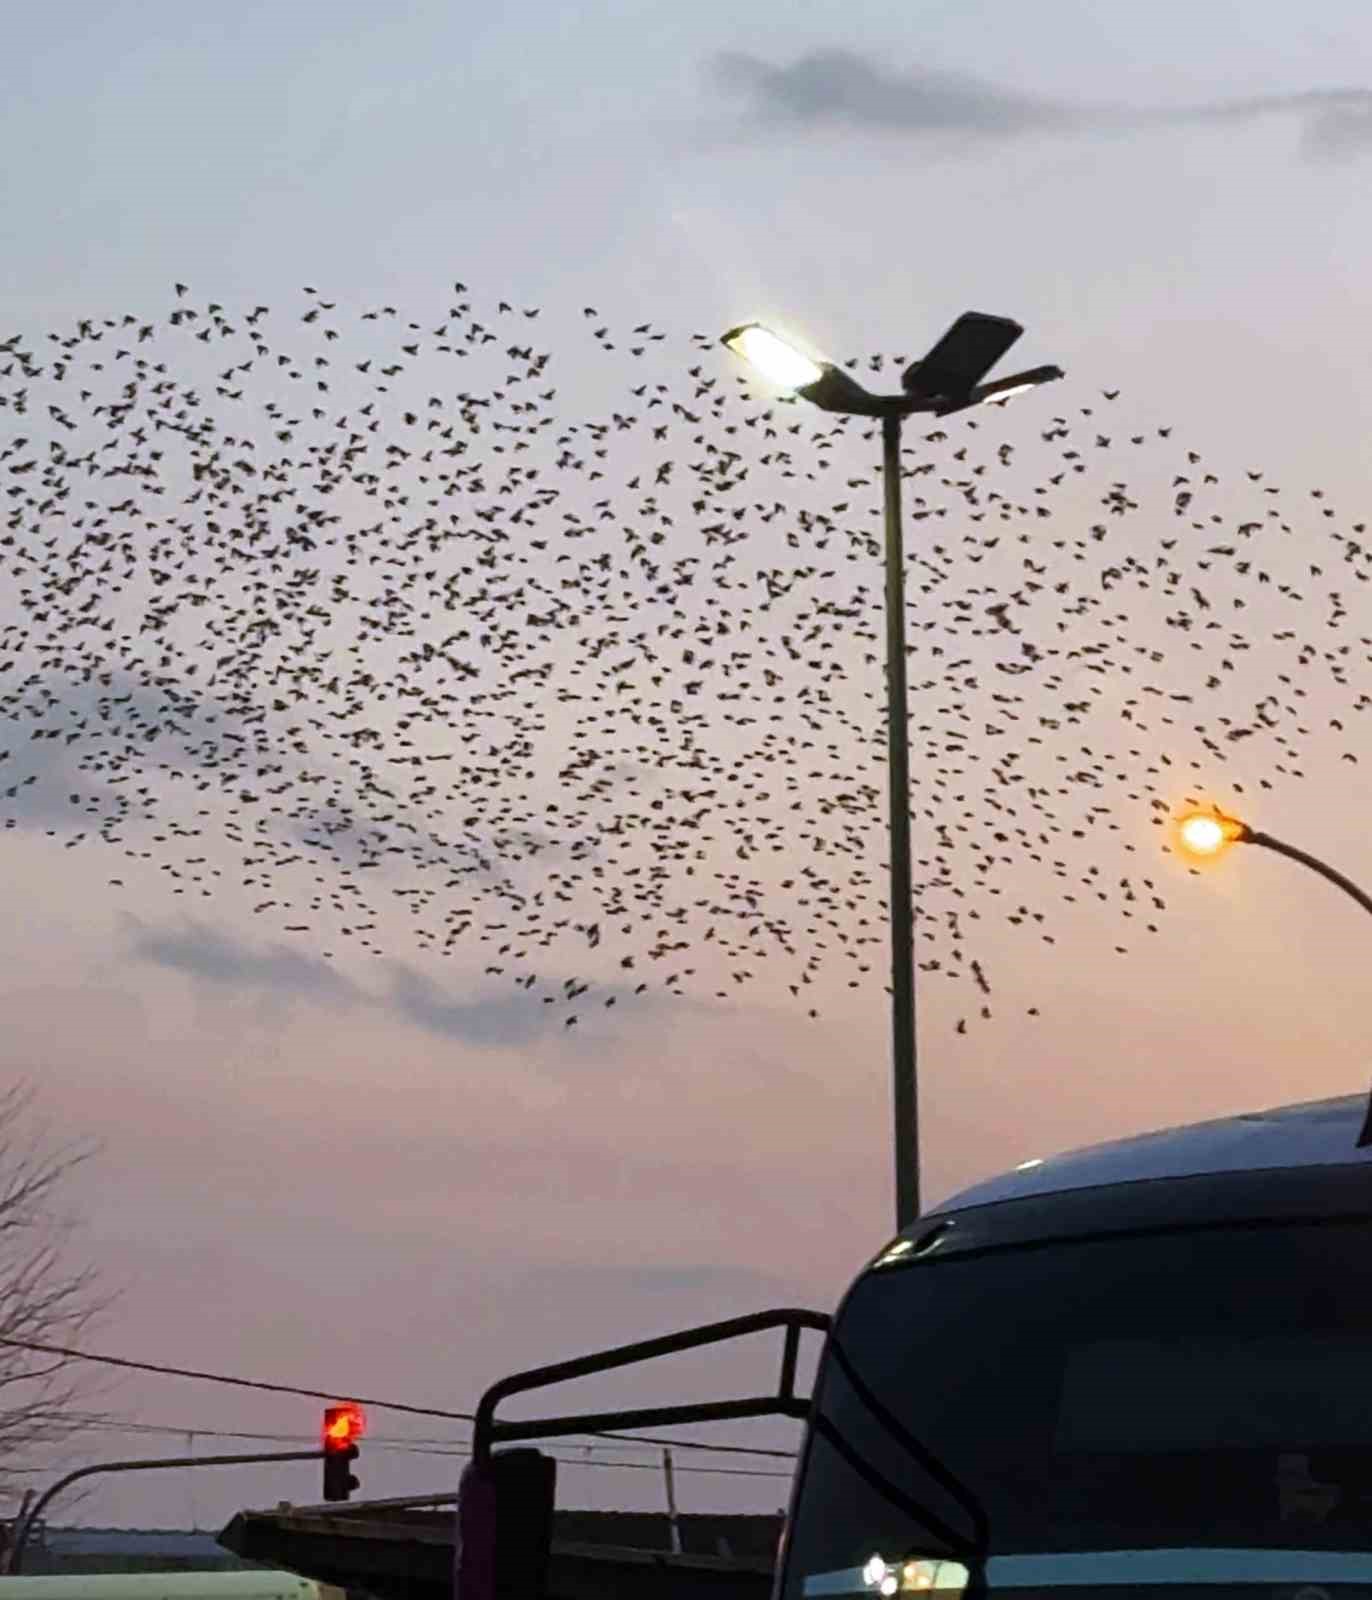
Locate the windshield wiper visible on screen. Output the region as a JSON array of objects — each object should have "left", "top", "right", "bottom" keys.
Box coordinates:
[
  {"left": 814, "top": 1336, "right": 991, "bottom": 1579},
  {"left": 806, "top": 1411, "right": 979, "bottom": 1561}
]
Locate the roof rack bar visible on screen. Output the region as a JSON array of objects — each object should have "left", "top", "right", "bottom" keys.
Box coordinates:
[{"left": 473, "top": 1307, "right": 830, "bottom": 1467}]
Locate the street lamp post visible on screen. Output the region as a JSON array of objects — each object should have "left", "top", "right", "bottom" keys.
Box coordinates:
[
  {"left": 723, "top": 313, "right": 1064, "bottom": 1228},
  {"left": 881, "top": 409, "right": 917, "bottom": 1233},
  {"left": 1175, "top": 806, "right": 1372, "bottom": 1146}
]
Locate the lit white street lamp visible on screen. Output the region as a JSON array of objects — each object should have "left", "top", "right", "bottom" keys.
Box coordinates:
[{"left": 721, "top": 326, "right": 826, "bottom": 392}]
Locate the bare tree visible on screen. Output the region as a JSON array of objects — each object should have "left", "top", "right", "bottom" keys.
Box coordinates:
[{"left": 0, "top": 1080, "right": 116, "bottom": 1515}]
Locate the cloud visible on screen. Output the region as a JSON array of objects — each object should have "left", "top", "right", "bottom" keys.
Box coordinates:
[
  {"left": 707, "top": 48, "right": 1372, "bottom": 162},
  {"left": 277, "top": 798, "right": 604, "bottom": 883},
  {"left": 1213, "top": 90, "right": 1372, "bottom": 163},
  {"left": 0, "top": 746, "right": 91, "bottom": 826},
  {"left": 382, "top": 960, "right": 709, "bottom": 1049},
  {"left": 0, "top": 666, "right": 233, "bottom": 832},
  {"left": 381, "top": 961, "right": 672, "bottom": 1049},
  {"left": 709, "top": 49, "right": 1063, "bottom": 138},
  {"left": 383, "top": 962, "right": 557, "bottom": 1047},
  {"left": 119, "top": 914, "right": 671, "bottom": 1051},
  {"left": 124, "top": 917, "right": 360, "bottom": 1001}
]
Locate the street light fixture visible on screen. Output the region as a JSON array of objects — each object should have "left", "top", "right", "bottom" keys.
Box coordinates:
[
  {"left": 1174, "top": 805, "right": 1372, "bottom": 1146},
  {"left": 720, "top": 315, "right": 1063, "bottom": 420},
  {"left": 1175, "top": 806, "right": 1372, "bottom": 918},
  {"left": 1175, "top": 808, "right": 1248, "bottom": 859},
  {"left": 720, "top": 325, "right": 826, "bottom": 392},
  {"left": 723, "top": 311, "right": 1064, "bottom": 1229}
]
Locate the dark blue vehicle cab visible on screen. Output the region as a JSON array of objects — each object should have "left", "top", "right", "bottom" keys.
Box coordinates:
[{"left": 779, "top": 1095, "right": 1372, "bottom": 1600}]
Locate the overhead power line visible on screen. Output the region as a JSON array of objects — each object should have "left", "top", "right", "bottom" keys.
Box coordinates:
[
  {"left": 61, "top": 1414, "right": 793, "bottom": 1479},
  {"left": 0, "top": 1336, "right": 801, "bottom": 1461},
  {"left": 62, "top": 1414, "right": 766, "bottom": 1458},
  {"left": 0, "top": 1336, "right": 461, "bottom": 1419}
]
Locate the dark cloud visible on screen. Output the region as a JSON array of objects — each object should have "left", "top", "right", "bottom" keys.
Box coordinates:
[
  {"left": 278, "top": 798, "right": 603, "bottom": 881},
  {"left": 381, "top": 962, "right": 693, "bottom": 1050},
  {"left": 0, "top": 667, "right": 230, "bottom": 832},
  {"left": 120, "top": 917, "right": 666, "bottom": 1050},
  {"left": 1211, "top": 90, "right": 1372, "bottom": 163},
  {"left": 383, "top": 963, "right": 557, "bottom": 1048},
  {"left": 0, "top": 745, "right": 91, "bottom": 826},
  {"left": 124, "top": 918, "right": 359, "bottom": 1001},
  {"left": 708, "top": 48, "right": 1372, "bottom": 161},
  {"left": 710, "top": 49, "right": 1064, "bottom": 138}
]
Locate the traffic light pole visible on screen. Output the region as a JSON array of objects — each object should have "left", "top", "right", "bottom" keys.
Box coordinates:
[{"left": 7, "top": 1449, "right": 324, "bottom": 1574}]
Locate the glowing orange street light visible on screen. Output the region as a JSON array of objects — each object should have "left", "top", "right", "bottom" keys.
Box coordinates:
[
  {"left": 1175, "top": 807, "right": 1251, "bottom": 860},
  {"left": 1172, "top": 803, "right": 1372, "bottom": 1148},
  {"left": 1172, "top": 804, "right": 1372, "bottom": 919}
]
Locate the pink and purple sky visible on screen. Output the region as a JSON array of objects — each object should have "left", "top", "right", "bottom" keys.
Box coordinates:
[{"left": 4, "top": 0, "right": 1372, "bottom": 1531}]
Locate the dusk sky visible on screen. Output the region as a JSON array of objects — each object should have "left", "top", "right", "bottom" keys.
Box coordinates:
[{"left": 5, "top": 0, "right": 1372, "bottom": 1532}]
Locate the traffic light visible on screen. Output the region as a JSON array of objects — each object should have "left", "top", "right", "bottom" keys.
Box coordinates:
[{"left": 322, "top": 1402, "right": 364, "bottom": 1502}]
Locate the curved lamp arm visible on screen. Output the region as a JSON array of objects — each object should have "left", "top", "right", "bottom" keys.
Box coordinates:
[
  {"left": 1244, "top": 830, "right": 1372, "bottom": 923},
  {"left": 1238, "top": 826, "right": 1372, "bottom": 1145}
]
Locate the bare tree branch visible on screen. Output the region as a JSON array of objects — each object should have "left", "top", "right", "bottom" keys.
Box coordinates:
[{"left": 0, "top": 1083, "right": 119, "bottom": 1511}]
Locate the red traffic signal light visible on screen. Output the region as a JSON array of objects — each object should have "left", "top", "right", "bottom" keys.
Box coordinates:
[
  {"left": 322, "top": 1403, "right": 364, "bottom": 1502},
  {"left": 323, "top": 1402, "right": 365, "bottom": 1451}
]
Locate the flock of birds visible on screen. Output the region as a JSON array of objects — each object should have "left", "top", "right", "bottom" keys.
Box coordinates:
[{"left": 1, "top": 284, "right": 1368, "bottom": 1031}]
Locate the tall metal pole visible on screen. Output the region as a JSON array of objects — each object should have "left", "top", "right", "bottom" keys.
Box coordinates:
[
  {"left": 662, "top": 1448, "right": 682, "bottom": 1555},
  {"left": 882, "top": 411, "right": 919, "bottom": 1229}
]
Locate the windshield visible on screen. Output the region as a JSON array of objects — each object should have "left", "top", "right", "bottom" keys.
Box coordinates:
[{"left": 781, "top": 1217, "right": 1372, "bottom": 1598}]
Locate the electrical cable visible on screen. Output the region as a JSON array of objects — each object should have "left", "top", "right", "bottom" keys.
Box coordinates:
[
  {"left": 0, "top": 1337, "right": 802, "bottom": 1461},
  {"left": 62, "top": 1415, "right": 760, "bottom": 1456},
  {"left": 57, "top": 1414, "right": 792, "bottom": 1478}
]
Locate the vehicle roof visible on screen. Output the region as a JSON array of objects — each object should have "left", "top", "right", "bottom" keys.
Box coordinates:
[
  {"left": 0, "top": 1578, "right": 317, "bottom": 1600},
  {"left": 929, "top": 1092, "right": 1372, "bottom": 1216}
]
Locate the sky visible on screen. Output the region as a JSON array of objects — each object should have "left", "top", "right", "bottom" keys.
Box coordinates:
[{"left": 4, "top": 0, "right": 1372, "bottom": 1534}]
